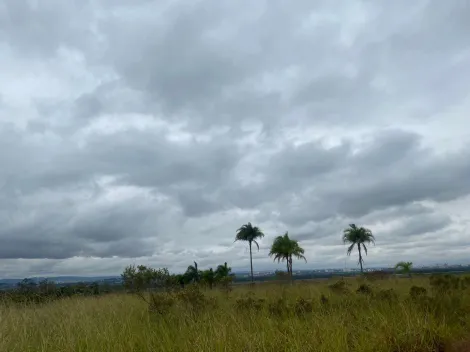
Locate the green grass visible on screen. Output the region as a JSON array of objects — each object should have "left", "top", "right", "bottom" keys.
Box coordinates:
[{"left": 1, "top": 276, "right": 470, "bottom": 351}]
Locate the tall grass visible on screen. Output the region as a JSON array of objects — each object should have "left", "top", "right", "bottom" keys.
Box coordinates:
[{"left": 1, "top": 276, "right": 469, "bottom": 351}]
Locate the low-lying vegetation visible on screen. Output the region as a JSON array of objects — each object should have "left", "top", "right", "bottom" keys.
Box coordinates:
[{"left": 1, "top": 274, "right": 470, "bottom": 351}]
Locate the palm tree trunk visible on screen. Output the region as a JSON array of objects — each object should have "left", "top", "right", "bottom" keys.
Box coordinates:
[
  {"left": 357, "top": 243, "right": 363, "bottom": 273},
  {"left": 249, "top": 241, "right": 254, "bottom": 283},
  {"left": 289, "top": 256, "right": 294, "bottom": 284}
]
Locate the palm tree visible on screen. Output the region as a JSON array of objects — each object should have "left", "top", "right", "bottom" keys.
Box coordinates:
[
  {"left": 215, "top": 262, "right": 231, "bottom": 280},
  {"left": 342, "top": 224, "right": 375, "bottom": 273},
  {"left": 235, "top": 222, "right": 265, "bottom": 283},
  {"left": 201, "top": 268, "right": 216, "bottom": 289},
  {"left": 395, "top": 261, "right": 413, "bottom": 278},
  {"left": 184, "top": 261, "right": 201, "bottom": 283},
  {"left": 269, "top": 232, "right": 306, "bottom": 282}
]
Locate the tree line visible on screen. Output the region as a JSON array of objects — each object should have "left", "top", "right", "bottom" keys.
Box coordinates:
[{"left": 0, "top": 222, "right": 379, "bottom": 304}]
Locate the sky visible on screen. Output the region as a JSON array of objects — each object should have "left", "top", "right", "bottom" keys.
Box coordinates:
[{"left": 1, "top": 0, "right": 470, "bottom": 278}]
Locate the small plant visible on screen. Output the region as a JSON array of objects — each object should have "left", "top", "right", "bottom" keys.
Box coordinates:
[
  {"left": 320, "top": 294, "right": 329, "bottom": 305},
  {"left": 409, "top": 285, "right": 427, "bottom": 300},
  {"left": 217, "top": 275, "right": 234, "bottom": 293},
  {"left": 294, "top": 297, "right": 313, "bottom": 316},
  {"left": 267, "top": 297, "right": 290, "bottom": 317},
  {"left": 356, "top": 284, "right": 373, "bottom": 295},
  {"left": 376, "top": 288, "right": 398, "bottom": 303},
  {"left": 148, "top": 292, "right": 175, "bottom": 315},
  {"left": 328, "top": 279, "right": 350, "bottom": 294},
  {"left": 235, "top": 292, "right": 265, "bottom": 312}
]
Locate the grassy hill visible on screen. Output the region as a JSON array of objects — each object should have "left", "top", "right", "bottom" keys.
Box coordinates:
[{"left": 1, "top": 274, "right": 470, "bottom": 351}]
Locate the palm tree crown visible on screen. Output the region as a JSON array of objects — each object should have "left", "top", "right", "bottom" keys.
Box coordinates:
[
  {"left": 184, "top": 261, "right": 201, "bottom": 283},
  {"left": 395, "top": 261, "right": 413, "bottom": 278},
  {"left": 235, "top": 222, "right": 265, "bottom": 283},
  {"left": 269, "top": 232, "right": 306, "bottom": 282},
  {"left": 342, "top": 224, "right": 375, "bottom": 273},
  {"left": 215, "top": 262, "right": 231, "bottom": 280}
]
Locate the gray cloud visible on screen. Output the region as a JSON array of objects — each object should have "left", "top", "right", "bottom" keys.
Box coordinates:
[{"left": 1, "top": 0, "right": 470, "bottom": 278}]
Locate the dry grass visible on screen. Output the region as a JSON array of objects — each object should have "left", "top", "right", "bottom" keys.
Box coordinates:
[{"left": 1, "top": 276, "right": 470, "bottom": 351}]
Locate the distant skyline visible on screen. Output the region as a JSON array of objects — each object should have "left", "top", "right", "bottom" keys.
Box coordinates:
[
  {"left": 1, "top": 258, "right": 469, "bottom": 280},
  {"left": 1, "top": 1, "right": 470, "bottom": 278}
]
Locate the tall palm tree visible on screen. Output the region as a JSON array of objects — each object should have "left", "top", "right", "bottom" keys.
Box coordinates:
[
  {"left": 269, "top": 232, "right": 306, "bottom": 282},
  {"left": 235, "top": 222, "right": 265, "bottom": 283},
  {"left": 395, "top": 261, "right": 413, "bottom": 278},
  {"left": 342, "top": 224, "right": 375, "bottom": 273}
]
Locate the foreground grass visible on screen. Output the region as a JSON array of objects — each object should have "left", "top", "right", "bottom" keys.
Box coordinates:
[{"left": 1, "top": 277, "right": 470, "bottom": 351}]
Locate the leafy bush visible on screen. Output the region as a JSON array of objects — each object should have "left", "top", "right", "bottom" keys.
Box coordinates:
[
  {"left": 356, "top": 284, "right": 373, "bottom": 295},
  {"left": 148, "top": 292, "right": 175, "bottom": 315},
  {"left": 174, "top": 285, "right": 210, "bottom": 313}
]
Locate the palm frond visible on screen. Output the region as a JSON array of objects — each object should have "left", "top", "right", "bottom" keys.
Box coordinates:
[
  {"left": 269, "top": 232, "right": 307, "bottom": 266},
  {"left": 362, "top": 243, "right": 368, "bottom": 255},
  {"left": 346, "top": 243, "right": 354, "bottom": 256},
  {"left": 294, "top": 254, "right": 307, "bottom": 263}
]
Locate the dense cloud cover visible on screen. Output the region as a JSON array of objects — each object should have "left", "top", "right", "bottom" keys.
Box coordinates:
[{"left": 1, "top": 0, "right": 470, "bottom": 278}]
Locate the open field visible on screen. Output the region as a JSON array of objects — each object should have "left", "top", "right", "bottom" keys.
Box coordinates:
[{"left": 1, "top": 276, "right": 470, "bottom": 352}]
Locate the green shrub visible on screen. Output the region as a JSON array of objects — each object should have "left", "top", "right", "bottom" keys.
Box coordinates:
[
  {"left": 429, "top": 274, "right": 460, "bottom": 293},
  {"left": 328, "top": 280, "right": 350, "bottom": 294},
  {"left": 409, "top": 286, "right": 427, "bottom": 300},
  {"left": 356, "top": 284, "right": 373, "bottom": 295},
  {"left": 267, "top": 297, "right": 289, "bottom": 317},
  {"left": 235, "top": 293, "right": 265, "bottom": 312},
  {"left": 148, "top": 292, "right": 175, "bottom": 315},
  {"left": 294, "top": 297, "right": 313, "bottom": 316},
  {"left": 376, "top": 288, "right": 398, "bottom": 303}
]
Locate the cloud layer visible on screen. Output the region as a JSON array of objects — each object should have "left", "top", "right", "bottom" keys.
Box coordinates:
[{"left": 1, "top": 0, "right": 470, "bottom": 277}]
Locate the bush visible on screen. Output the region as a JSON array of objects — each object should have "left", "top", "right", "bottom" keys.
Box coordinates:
[
  {"left": 409, "top": 286, "right": 427, "bottom": 300},
  {"left": 320, "top": 294, "right": 329, "bottom": 305},
  {"left": 294, "top": 297, "right": 313, "bottom": 316},
  {"left": 328, "top": 280, "right": 350, "bottom": 294},
  {"left": 235, "top": 293, "right": 265, "bottom": 312},
  {"left": 429, "top": 274, "right": 460, "bottom": 293},
  {"left": 363, "top": 270, "right": 391, "bottom": 281},
  {"left": 174, "top": 285, "right": 210, "bottom": 313},
  {"left": 267, "top": 297, "right": 289, "bottom": 317},
  {"left": 148, "top": 292, "right": 175, "bottom": 315},
  {"left": 356, "top": 284, "right": 373, "bottom": 295},
  {"left": 376, "top": 288, "right": 398, "bottom": 303}
]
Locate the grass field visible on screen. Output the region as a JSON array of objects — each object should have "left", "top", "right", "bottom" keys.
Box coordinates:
[{"left": 1, "top": 276, "right": 470, "bottom": 352}]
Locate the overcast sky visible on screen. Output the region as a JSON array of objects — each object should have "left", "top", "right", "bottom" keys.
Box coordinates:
[{"left": 1, "top": 1, "right": 470, "bottom": 278}]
